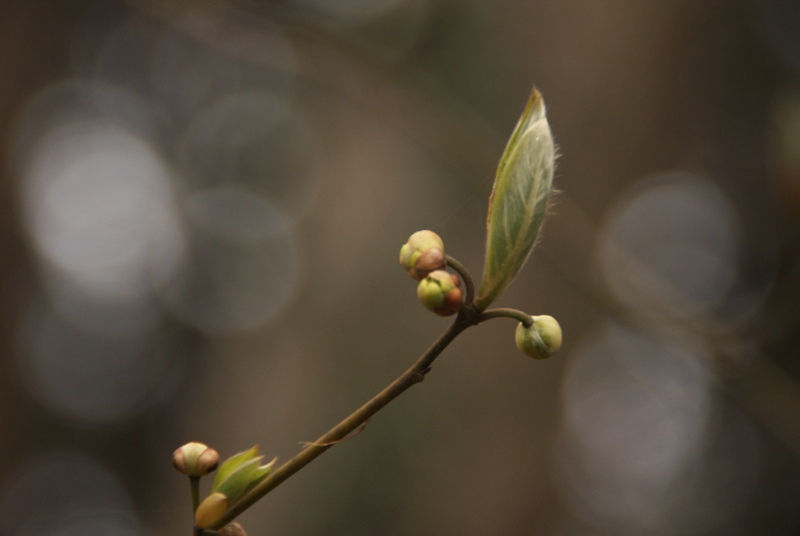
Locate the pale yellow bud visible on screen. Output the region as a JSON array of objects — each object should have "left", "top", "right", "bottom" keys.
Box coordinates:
[
  {"left": 515, "top": 315, "right": 562, "bottom": 359},
  {"left": 195, "top": 492, "right": 228, "bottom": 530}
]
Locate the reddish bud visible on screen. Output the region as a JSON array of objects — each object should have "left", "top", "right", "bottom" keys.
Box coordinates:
[{"left": 417, "top": 270, "right": 463, "bottom": 316}]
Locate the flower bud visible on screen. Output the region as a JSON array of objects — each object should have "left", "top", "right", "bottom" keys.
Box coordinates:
[
  {"left": 221, "top": 522, "right": 248, "bottom": 536},
  {"left": 195, "top": 492, "right": 228, "bottom": 529},
  {"left": 515, "top": 315, "right": 562, "bottom": 359},
  {"left": 417, "top": 270, "right": 463, "bottom": 316},
  {"left": 172, "top": 442, "right": 220, "bottom": 477},
  {"left": 399, "top": 230, "right": 446, "bottom": 280}
]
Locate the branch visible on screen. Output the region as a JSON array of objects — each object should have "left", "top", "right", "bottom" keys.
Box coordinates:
[
  {"left": 209, "top": 312, "right": 477, "bottom": 529},
  {"left": 478, "top": 307, "right": 533, "bottom": 326},
  {"left": 446, "top": 255, "right": 475, "bottom": 305}
]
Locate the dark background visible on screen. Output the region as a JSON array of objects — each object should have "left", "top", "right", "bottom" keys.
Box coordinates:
[{"left": 2, "top": 1, "right": 800, "bottom": 534}]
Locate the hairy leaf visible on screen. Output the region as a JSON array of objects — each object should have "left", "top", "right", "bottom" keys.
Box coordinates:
[{"left": 475, "top": 88, "right": 555, "bottom": 310}]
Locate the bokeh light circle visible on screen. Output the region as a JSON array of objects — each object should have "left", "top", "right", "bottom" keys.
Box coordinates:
[
  {"left": 16, "top": 298, "right": 169, "bottom": 424},
  {"left": 155, "top": 185, "right": 301, "bottom": 332},
  {"left": 597, "top": 171, "right": 741, "bottom": 318},
  {"left": 555, "top": 322, "right": 713, "bottom": 531},
  {"left": 176, "top": 90, "right": 322, "bottom": 223},
  {"left": 19, "top": 117, "right": 178, "bottom": 301},
  {"left": 0, "top": 451, "right": 140, "bottom": 536}
]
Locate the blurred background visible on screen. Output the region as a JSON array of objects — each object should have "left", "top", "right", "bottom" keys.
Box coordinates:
[{"left": 2, "top": 0, "right": 800, "bottom": 534}]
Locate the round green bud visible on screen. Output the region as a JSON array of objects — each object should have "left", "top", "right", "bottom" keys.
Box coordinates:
[
  {"left": 172, "top": 442, "right": 220, "bottom": 477},
  {"left": 399, "top": 230, "right": 446, "bottom": 280},
  {"left": 417, "top": 270, "right": 463, "bottom": 316},
  {"left": 195, "top": 492, "right": 228, "bottom": 529},
  {"left": 515, "top": 315, "right": 562, "bottom": 359}
]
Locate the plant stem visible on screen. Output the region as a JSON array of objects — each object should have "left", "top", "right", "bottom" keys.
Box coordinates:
[
  {"left": 209, "top": 311, "right": 478, "bottom": 530},
  {"left": 189, "top": 477, "right": 203, "bottom": 536},
  {"left": 190, "top": 476, "right": 201, "bottom": 513},
  {"left": 446, "top": 255, "right": 474, "bottom": 305},
  {"left": 478, "top": 307, "right": 534, "bottom": 326}
]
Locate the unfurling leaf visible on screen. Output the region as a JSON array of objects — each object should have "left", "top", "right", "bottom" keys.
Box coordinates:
[
  {"left": 475, "top": 88, "right": 555, "bottom": 311},
  {"left": 211, "top": 446, "right": 276, "bottom": 503}
]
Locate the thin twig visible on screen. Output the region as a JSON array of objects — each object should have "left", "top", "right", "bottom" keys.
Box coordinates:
[
  {"left": 478, "top": 307, "right": 533, "bottom": 326},
  {"left": 446, "top": 255, "right": 475, "bottom": 305},
  {"left": 190, "top": 476, "right": 201, "bottom": 514},
  {"left": 209, "top": 313, "right": 476, "bottom": 529}
]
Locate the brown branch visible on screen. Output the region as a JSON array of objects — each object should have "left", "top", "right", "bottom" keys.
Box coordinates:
[{"left": 209, "top": 312, "right": 477, "bottom": 529}]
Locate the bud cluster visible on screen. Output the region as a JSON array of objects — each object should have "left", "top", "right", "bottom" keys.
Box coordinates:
[{"left": 400, "top": 231, "right": 463, "bottom": 316}]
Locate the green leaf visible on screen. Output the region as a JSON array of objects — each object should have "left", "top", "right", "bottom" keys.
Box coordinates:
[
  {"left": 211, "top": 447, "right": 260, "bottom": 493},
  {"left": 214, "top": 458, "right": 275, "bottom": 500},
  {"left": 211, "top": 447, "right": 276, "bottom": 503},
  {"left": 475, "top": 88, "right": 555, "bottom": 311}
]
